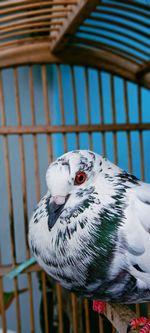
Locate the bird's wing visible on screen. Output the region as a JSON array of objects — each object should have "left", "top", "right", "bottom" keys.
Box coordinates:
[
  {"left": 118, "top": 182, "right": 150, "bottom": 287},
  {"left": 131, "top": 182, "right": 150, "bottom": 237}
]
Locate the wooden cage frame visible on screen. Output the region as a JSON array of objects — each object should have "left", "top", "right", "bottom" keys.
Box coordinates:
[
  {"left": 0, "top": 1, "right": 150, "bottom": 333},
  {"left": 0, "top": 0, "right": 150, "bottom": 88}
]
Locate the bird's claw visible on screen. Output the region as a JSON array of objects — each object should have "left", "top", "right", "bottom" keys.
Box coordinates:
[{"left": 127, "top": 317, "right": 150, "bottom": 333}]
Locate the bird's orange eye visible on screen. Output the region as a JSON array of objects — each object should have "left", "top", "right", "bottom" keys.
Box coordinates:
[{"left": 74, "top": 171, "right": 87, "bottom": 185}]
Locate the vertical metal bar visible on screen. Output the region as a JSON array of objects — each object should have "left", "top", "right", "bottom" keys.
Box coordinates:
[
  {"left": 71, "top": 293, "right": 78, "bottom": 333},
  {"left": 124, "top": 80, "right": 132, "bottom": 173},
  {"left": 137, "top": 87, "right": 148, "bottom": 318},
  {"left": 0, "top": 273, "right": 7, "bottom": 332},
  {"left": 124, "top": 80, "right": 141, "bottom": 317},
  {"left": 69, "top": 65, "right": 83, "bottom": 333},
  {"left": 56, "top": 283, "right": 64, "bottom": 333},
  {"left": 84, "top": 68, "right": 93, "bottom": 332},
  {"left": 137, "top": 86, "right": 145, "bottom": 181},
  {"left": 98, "top": 316, "right": 104, "bottom": 333},
  {"left": 97, "top": 70, "right": 105, "bottom": 333},
  {"left": 70, "top": 66, "right": 80, "bottom": 149},
  {"left": 41, "top": 63, "right": 54, "bottom": 332},
  {"left": 111, "top": 75, "right": 117, "bottom": 333},
  {"left": 147, "top": 302, "right": 150, "bottom": 319},
  {"left": 55, "top": 65, "right": 66, "bottom": 333},
  {"left": 110, "top": 74, "right": 118, "bottom": 165},
  {"left": 84, "top": 299, "right": 90, "bottom": 333},
  {"left": 41, "top": 271, "right": 50, "bottom": 333},
  {"left": 56, "top": 64, "right": 67, "bottom": 153},
  {"left": 29, "top": 65, "right": 41, "bottom": 201},
  {"left": 85, "top": 68, "right": 92, "bottom": 150},
  {"left": 0, "top": 70, "right": 21, "bottom": 333},
  {"left": 41, "top": 64, "right": 53, "bottom": 163},
  {"left": 13, "top": 67, "right": 35, "bottom": 333},
  {"left": 98, "top": 71, "right": 106, "bottom": 157},
  {"left": 0, "top": 79, "right": 6, "bottom": 333},
  {"left": 29, "top": 65, "right": 50, "bottom": 332}
]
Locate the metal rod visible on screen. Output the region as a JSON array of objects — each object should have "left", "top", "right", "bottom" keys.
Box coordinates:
[
  {"left": 70, "top": 65, "right": 80, "bottom": 149},
  {"left": 1, "top": 123, "right": 150, "bottom": 135},
  {"left": 85, "top": 67, "right": 93, "bottom": 150},
  {"left": 110, "top": 74, "right": 118, "bottom": 164},
  {"left": 41, "top": 64, "right": 53, "bottom": 162},
  {"left": 0, "top": 70, "right": 21, "bottom": 333},
  {"left": 57, "top": 64, "right": 67, "bottom": 153},
  {"left": 124, "top": 80, "right": 132, "bottom": 173},
  {"left": 56, "top": 284, "right": 64, "bottom": 333},
  {"left": 13, "top": 67, "right": 35, "bottom": 333}
]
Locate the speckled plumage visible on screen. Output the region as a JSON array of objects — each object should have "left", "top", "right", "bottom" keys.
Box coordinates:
[{"left": 28, "top": 150, "right": 150, "bottom": 304}]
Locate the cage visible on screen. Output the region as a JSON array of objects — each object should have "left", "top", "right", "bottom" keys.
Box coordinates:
[{"left": 0, "top": 1, "right": 150, "bottom": 333}]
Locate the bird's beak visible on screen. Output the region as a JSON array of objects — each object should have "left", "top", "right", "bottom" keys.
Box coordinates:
[{"left": 48, "top": 195, "right": 68, "bottom": 230}]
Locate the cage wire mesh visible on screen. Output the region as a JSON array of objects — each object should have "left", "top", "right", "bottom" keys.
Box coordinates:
[
  {"left": 0, "top": 0, "right": 150, "bottom": 332},
  {"left": 0, "top": 64, "right": 150, "bottom": 333}
]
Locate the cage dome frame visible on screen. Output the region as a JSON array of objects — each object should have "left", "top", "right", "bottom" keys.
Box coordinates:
[
  {"left": 0, "top": 1, "right": 150, "bottom": 333},
  {"left": 0, "top": 0, "right": 150, "bottom": 88}
]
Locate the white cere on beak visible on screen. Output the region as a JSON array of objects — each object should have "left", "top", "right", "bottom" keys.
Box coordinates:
[
  {"left": 46, "top": 162, "right": 71, "bottom": 197},
  {"left": 50, "top": 196, "right": 66, "bottom": 205}
]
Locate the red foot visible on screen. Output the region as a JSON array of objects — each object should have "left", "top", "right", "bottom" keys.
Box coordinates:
[
  {"left": 128, "top": 317, "right": 150, "bottom": 333},
  {"left": 93, "top": 301, "right": 106, "bottom": 314},
  {"left": 140, "top": 321, "right": 150, "bottom": 333}
]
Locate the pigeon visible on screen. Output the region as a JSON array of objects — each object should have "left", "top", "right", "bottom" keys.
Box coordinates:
[{"left": 28, "top": 150, "right": 150, "bottom": 330}]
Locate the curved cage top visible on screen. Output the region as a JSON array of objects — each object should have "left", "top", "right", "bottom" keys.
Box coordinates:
[{"left": 0, "top": 0, "right": 150, "bottom": 88}]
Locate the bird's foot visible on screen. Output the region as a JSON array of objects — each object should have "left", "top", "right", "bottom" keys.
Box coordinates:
[
  {"left": 127, "top": 317, "right": 150, "bottom": 333},
  {"left": 93, "top": 301, "right": 106, "bottom": 315}
]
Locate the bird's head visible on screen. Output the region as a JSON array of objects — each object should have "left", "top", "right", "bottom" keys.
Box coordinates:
[{"left": 45, "top": 150, "right": 103, "bottom": 229}]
